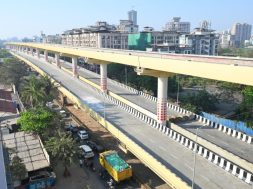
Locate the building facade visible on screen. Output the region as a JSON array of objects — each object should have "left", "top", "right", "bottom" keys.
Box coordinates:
[
  {"left": 128, "top": 10, "right": 137, "bottom": 25},
  {"left": 231, "top": 23, "right": 252, "bottom": 47},
  {"left": 61, "top": 22, "right": 128, "bottom": 49},
  {"left": 128, "top": 31, "right": 179, "bottom": 52},
  {"left": 117, "top": 20, "right": 138, "bottom": 33},
  {"left": 164, "top": 17, "right": 190, "bottom": 34},
  {"left": 42, "top": 34, "right": 62, "bottom": 44},
  {"left": 219, "top": 30, "right": 235, "bottom": 48},
  {"left": 179, "top": 27, "right": 219, "bottom": 55}
]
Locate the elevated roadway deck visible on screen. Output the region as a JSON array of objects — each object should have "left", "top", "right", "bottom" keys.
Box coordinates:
[
  {"left": 8, "top": 43, "right": 253, "bottom": 86},
  {"left": 58, "top": 59, "right": 253, "bottom": 164}
]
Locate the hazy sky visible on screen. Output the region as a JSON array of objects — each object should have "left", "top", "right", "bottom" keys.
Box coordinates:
[{"left": 0, "top": 0, "right": 252, "bottom": 39}]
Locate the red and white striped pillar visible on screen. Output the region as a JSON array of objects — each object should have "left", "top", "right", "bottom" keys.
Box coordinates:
[
  {"left": 157, "top": 77, "right": 168, "bottom": 125},
  {"left": 36, "top": 49, "right": 40, "bottom": 59},
  {"left": 55, "top": 53, "right": 60, "bottom": 68},
  {"left": 100, "top": 64, "right": 107, "bottom": 92},
  {"left": 72, "top": 57, "right": 78, "bottom": 77},
  {"left": 44, "top": 50, "right": 48, "bottom": 62}
]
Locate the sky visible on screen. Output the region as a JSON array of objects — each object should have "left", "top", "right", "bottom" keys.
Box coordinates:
[{"left": 0, "top": 0, "right": 252, "bottom": 39}]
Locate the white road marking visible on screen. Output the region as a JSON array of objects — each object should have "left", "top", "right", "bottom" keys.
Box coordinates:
[
  {"left": 170, "top": 153, "right": 178, "bottom": 159},
  {"left": 158, "top": 146, "right": 166, "bottom": 151},
  {"left": 200, "top": 175, "right": 210, "bottom": 182},
  {"left": 184, "top": 163, "right": 193, "bottom": 171}
]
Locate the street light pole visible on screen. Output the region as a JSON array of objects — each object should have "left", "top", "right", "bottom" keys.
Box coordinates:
[
  {"left": 176, "top": 75, "right": 180, "bottom": 105},
  {"left": 191, "top": 125, "right": 203, "bottom": 189},
  {"left": 103, "top": 94, "right": 106, "bottom": 120}
]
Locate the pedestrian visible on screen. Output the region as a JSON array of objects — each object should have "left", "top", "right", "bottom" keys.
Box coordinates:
[{"left": 79, "top": 159, "right": 83, "bottom": 167}]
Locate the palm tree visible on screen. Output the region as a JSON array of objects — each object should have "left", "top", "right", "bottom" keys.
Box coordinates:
[
  {"left": 21, "top": 75, "right": 46, "bottom": 107},
  {"left": 45, "top": 130, "right": 81, "bottom": 177},
  {"left": 40, "top": 75, "right": 58, "bottom": 98}
]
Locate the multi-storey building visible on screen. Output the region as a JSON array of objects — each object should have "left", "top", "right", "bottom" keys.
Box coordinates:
[
  {"left": 117, "top": 20, "right": 138, "bottom": 33},
  {"left": 128, "top": 10, "right": 137, "bottom": 25},
  {"left": 219, "top": 30, "right": 235, "bottom": 48},
  {"left": 179, "top": 22, "right": 219, "bottom": 55},
  {"left": 61, "top": 21, "right": 128, "bottom": 49},
  {"left": 164, "top": 17, "right": 190, "bottom": 34},
  {"left": 128, "top": 30, "right": 179, "bottom": 52},
  {"left": 42, "top": 34, "right": 62, "bottom": 44},
  {"left": 231, "top": 23, "right": 252, "bottom": 47}
]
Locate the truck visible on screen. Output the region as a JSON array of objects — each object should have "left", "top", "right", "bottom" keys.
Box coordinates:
[{"left": 99, "top": 151, "right": 132, "bottom": 182}]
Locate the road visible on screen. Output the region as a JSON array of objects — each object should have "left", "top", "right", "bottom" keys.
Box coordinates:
[
  {"left": 14, "top": 51, "right": 252, "bottom": 189},
  {"left": 58, "top": 59, "right": 253, "bottom": 164}
]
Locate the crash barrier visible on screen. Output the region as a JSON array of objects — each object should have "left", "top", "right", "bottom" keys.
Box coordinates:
[
  {"left": 70, "top": 63, "right": 252, "bottom": 144},
  {"left": 12, "top": 51, "right": 253, "bottom": 186},
  {"left": 195, "top": 114, "right": 252, "bottom": 144},
  {"left": 201, "top": 112, "right": 253, "bottom": 136}
]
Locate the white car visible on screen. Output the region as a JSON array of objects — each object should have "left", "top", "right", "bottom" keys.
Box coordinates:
[
  {"left": 77, "top": 130, "right": 89, "bottom": 140},
  {"left": 79, "top": 145, "right": 94, "bottom": 159}
]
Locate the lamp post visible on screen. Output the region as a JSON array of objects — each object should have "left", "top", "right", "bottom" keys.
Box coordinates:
[
  {"left": 176, "top": 75, "right": 180, "bottom": 105},
  {"left": 191, "top": 125, "right": 204, "bottom": 189},
  {"left": 103, "top": 94, "right": 106, "bottom": 120}
]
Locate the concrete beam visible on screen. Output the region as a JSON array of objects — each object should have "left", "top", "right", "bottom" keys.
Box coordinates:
[
  {"left": 135, "top": 67, "right": 175, "bottom": 77},
  {"left": 85, "top": 58, "right": 110, "bottom": 65}
]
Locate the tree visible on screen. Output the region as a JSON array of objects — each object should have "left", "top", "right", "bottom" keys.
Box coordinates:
[
  {"left": 181, "top": 90, "right": 218, "bottom": 113},
  {"left": 236, "top": 86, "right": 253, "bottom": 128},
  {"left": 21, "top": 75, "right": 47, "bottom": 107},
  {"left": 20, "top": 75, "right": 57, "bottom": 108},
  {"left": 0, "top": 49, "right": 10, "bottom": 58},
  {"left": 0, "top": 58, "right": 27, "bottom": 87},
  {"left": 17, "top": 107, "right": 55, "bottom": 135},
  {"left": 45, "top": 130, "right": 81, "bottom": 177},
  {"left": 9, "top": 155, "right": 27, "bottom": 181},
  {"left": 40, "top": 75, "right": 58, "bottom": 101}
]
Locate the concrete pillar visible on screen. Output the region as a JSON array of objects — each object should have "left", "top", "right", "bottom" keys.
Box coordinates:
[
  {"left": 31, "top": 48, "right": 33, "bottom": 56},
  {"left": 44, "top": 50, "right": 48, "bottom": 61},
  {"left": 55, "top": 53, "right": 60, "bottom": 67},
  {"left": 100, "top": 64, "right": 107, "bottom": 92},
  {"left": 36, "top": 49, "right": 40, "bottom": 59},
  {"left": 72, "top": 57, "right": 78, "bottom": 76},
  {"left": 157, "top": 77, "right": 168, "bottom": 125}
]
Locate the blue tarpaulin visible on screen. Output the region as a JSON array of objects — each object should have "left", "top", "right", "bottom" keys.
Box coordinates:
[{"left": 201, "top": 112, "right": 253, "bottom": 136}]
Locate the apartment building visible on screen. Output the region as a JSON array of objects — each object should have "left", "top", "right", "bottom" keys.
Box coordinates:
[{"left": 164, "top": 17, "right": 190, "bottom": 34}]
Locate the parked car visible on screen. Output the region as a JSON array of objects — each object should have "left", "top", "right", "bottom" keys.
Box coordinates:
[
  {"left": 65, "top": 124, "right": 79, "bottom": 133},
  {"left": 86, "top": 140, "right": 104, "bottom": 152},
  {"left": 79, "top": 145, "right": 94, "bottom": 159},
  {"left": 77, "top": 130, "right": 89, "bottom": 140}
]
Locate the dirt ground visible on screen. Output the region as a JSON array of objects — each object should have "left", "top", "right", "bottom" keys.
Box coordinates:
[{"left": 52, "top": 161, "right": 105, "bottom": 189}]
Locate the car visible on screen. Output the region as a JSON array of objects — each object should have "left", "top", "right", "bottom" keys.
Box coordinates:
[
  {"left": 86, "top": 140, "right": 104, "bottom": 152},
  {"left": 77, "top": 130, "right": 89, "bottom": 140},
  {"left": 65, "top": 124, "right": 79, "bottom": 133},
  {"left": 79, "top": 145, "right": 94, "bottom": 159}
]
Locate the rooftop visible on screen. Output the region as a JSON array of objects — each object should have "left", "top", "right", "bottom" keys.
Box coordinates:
[
  {"left": 2, "top": 131, "right": 50, "bottom": 172},
  {"left": 0, "top": 100, "right": 16, "bottom": 114}
]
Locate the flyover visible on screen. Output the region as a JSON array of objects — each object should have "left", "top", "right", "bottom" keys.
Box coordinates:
[
  {"left": 58, "top": 59, "right": 253, "bottom": 164},
  {"left": 6, "top": 48, "right": 253, "bottom": 188},
  {"left": 7, "top": 42, "right": 253, "bottom": 126}
]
